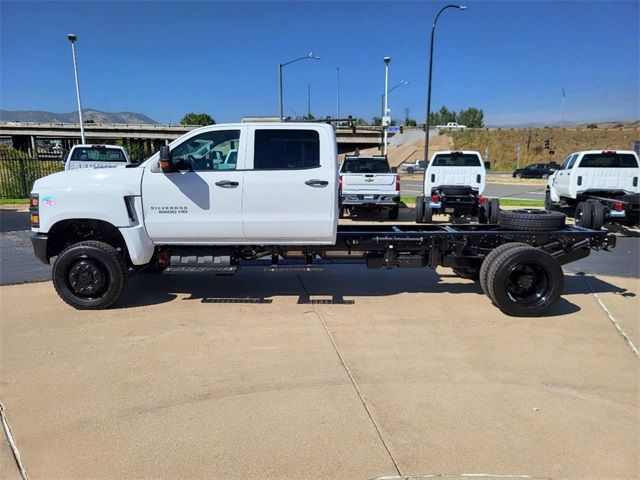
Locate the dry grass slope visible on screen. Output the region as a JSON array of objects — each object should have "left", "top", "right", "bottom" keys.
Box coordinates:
[{"left": 451, "top": 127, "right": 640, "bottom": 171}]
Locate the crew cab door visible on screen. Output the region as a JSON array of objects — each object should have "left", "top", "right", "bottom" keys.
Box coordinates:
[
  {"left": 141, "top": 127, "right": 246, "bottom": 243},
  {"left": 242, "top": 126, "right": 337, "bottom": 244},
  {"left": 553, "top": 153, "right": 577, "bottom": 197}
]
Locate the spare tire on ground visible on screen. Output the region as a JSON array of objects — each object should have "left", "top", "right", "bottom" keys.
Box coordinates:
[{"left": 498, "top": 209, "right": 565, "bottom": 231}]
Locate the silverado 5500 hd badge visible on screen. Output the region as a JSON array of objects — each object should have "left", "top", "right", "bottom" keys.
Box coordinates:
[{"left": 150, "top": 206, "right": 189, "bottom": 214}]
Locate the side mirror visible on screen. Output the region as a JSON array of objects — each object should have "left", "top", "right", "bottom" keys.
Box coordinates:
[
  {"left": 484, "top": 161, "right": 491, "bottom": 170},
  {"left": 391, "top": 166, "right": 398, "bottom": 173},
  {"left": 60, "top": 152, "right": 68, "bottom": 164},
  {"left": 159, "top": 146, "right": 173, "bottom": 172}
]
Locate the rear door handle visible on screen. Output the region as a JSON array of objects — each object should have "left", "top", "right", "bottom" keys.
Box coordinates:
[
  {"left": 305, "top": 179, "right": 329, "bottom": 187},
  {"left": 215, "top": 180, "right": 239, "bottom": 188}
]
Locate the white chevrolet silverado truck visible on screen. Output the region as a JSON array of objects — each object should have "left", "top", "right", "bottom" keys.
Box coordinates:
[
  {"left": 415, "top": 150, "right": 499, "bottom": 223},
  {"left": 339, "top": 155, "right": 400, "bottom": 219},
  {"left": 546, "top": 150, "right": 640, "bottom": 228},
  {"left": 29, "top": 123, "right": 615, "bottom": 316}
]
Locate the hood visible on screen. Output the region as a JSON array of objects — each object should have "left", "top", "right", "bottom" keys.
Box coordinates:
[{"left": 33, "top": 165, "right": 144, "bottom": 196}]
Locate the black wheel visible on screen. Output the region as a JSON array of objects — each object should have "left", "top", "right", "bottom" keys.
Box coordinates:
[
  {"left": 479, "top": 242, "right": 528, "bottom": 296},
  {"left": 591, "top": 203, "right": 605, "bottom": 230},
  {"left": 575, "top": 202, "right": 594, "bottom": 228},
  {"left": 486, "top": 245, "right": 564, "bottom": 317},
  {"left": 407, "top": 167, "right": 414, "bottom": 174},
  {"left": 515, "top": 173, "right": 522, "bottom": 179},
  {"left": 423, "top": 202, "right": 433, "bottom": 223},
  {"left": 544, "top": 190, "right": 556, "bottom": 211},
  {"left": 498, "top": 209, "right": 565, "bottom": 231},
  {"left": 388, "top": 205, "right": 399, "bottom": 220},
  {"left": 52, "top": 240, "right": 127, "bottom": 310},
  {"left": 542, "top": 173, "right": 549, "bottom": 180},
  {"left": 415, "top": 195, "right": 425, "bottom": 223},
  {"left": 487, "top": 198, "right": 500, "bottom": 223},
  {"left": 453, "top": 268, "right": 480, "bottom": 281}
]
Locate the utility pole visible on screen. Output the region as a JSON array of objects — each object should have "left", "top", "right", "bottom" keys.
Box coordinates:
[
  {"left": 336, "top": 67, "right": 340, "bottom": 119},
  {"left": 308, "top": 83, "right": 311, "bottom": 118},
  {"left": 383, "top": 56, "right": 390, "bottom": 155},
  {"left": 67, "top": 33, "right": 86, "bottom": 144}
]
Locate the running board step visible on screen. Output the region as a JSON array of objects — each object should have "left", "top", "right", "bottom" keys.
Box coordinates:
[
  {"left": 163, "top": 265, "right": 238, "bottom": 275},
  {"left": 264, "top": 265, "right": 324, "bottom": 273}
]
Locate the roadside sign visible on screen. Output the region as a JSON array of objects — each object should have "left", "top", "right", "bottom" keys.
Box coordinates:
[{"left": 388, "top": 127, "right": 400, "bottom": 133}]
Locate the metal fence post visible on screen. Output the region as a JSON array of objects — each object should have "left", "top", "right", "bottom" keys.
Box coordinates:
[{"left": 18, "top": 158, "right": 28, "bottom": 198}]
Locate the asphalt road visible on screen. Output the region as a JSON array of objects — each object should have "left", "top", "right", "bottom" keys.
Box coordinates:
[
  {"left": 1, "top": 209, "right": 637, "bottom": 285},
  {"left": 400, "top": 177, "right": 547, "bottom": 200}
]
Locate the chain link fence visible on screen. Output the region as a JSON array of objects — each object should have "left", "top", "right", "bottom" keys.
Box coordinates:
[{"left": 0, "top": 151, "right": 65, "bottom": 198}]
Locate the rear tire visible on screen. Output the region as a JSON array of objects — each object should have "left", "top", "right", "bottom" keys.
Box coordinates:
[
  {"left": 480, "top": 242, "right": 528, "bottom": 296},
  {"left": 487, "top": 198, "right": 500, "bottom": 223},
  {"left": 498, "top": 209, "right": 566, "bottom": 231},
  {"left": 591, "top": 203, "right": 605, "bottom": 230},
  {"left": 52, "top": 240, "right": 127, "bottom": 310},
  {"left": 544, "top": 190, "right": 556, "bottom": 211},
  {"left": 388, "top": 205, "right": 399, "bottom": 220},
  {"left": 423, "top": 203, "right": 433, "bottom": 223},
  {"left": 486, "top": 245, "right": 564, "bottom": 317},
  {"left": 407, "top": 167, "right": 414, "bottom": 174},
  {"left": 415, "top": 195, "right": 425, "bottom": 223},
  {"left": 575, "top": 202, "right": 594, "bottom": 228}
]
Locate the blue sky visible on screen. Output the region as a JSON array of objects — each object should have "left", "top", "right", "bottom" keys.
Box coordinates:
[{"left": 1, "top": 0, "right": 638, "bottom": 125}]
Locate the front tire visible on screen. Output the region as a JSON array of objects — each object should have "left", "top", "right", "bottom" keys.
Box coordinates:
[
  {"left": 53, "top": 240, "right": 127, "bottom": 310},
  {"left": 415, "top": 195, "right": 425, "bottom": 223}
]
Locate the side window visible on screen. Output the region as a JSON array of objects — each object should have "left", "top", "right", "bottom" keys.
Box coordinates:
[
  {"left": 170, "top": 130, "right": 240, "bottom": 171},
  {"left": 254, "top": 129, "right": 320, "bottom": 170},
  {"left": 567, "top": 154, "right": 578, "bottom": 169},
  {"left": 560, "top": 155, "right": 573, "bottom": 170}
]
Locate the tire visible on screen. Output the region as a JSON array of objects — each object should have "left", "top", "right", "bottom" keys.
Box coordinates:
[
  {"left": 486, "top": 245, "right": 564, "bottom": 317},
  {"left": 453, "top": 268, "right": 480, "bottom": 281},
  {"left": 575, "top": 202, "right": 594, "bottom": 228},
  {"left": 388, "top": 205, "right": 399, "bottom": 220},
  {"left": 479, "top": 242, "right": 528, "bottom": 296},
  {"left": 407, "top": 167, "right": 414, "bottom": 174},
  {"left": 515, "top": 173, "right": 522, "bottom": 179},
  {"left": 544, "top": 190, "right": 556, "bottom": 211},
  {"left": 498, "top": 209, "right": 566, "bottom": 231},
  {"left": 542, "top": 174, "right": 549, "bottom": 180},
  {"left": 53, "top": 240, "right": 127, "bottom": 310},
  {"left": 488, "top": 198, "right": 500, "bottom": 223},
  {"left": 591, "top": 202, "right": 605, "bottom": 230},
  {"left": 415, "top": 195, "right": 425, "bottom": 223},
  {"left": 423, "top": 203, "right": 433, "bottom": 223}
]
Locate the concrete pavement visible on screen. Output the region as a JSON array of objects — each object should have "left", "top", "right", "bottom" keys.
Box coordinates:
[{"left": 1, "top": 267, "right": 638, "bottom": 479}]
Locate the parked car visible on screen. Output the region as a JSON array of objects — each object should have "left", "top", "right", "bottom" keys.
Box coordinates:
[
  {"left": 546, "top": 150, "right": 640, "bottom": 228},
  {"left": 339, "top": 155, "right": 400, "bottom": 219},
  {"left": 63, "top": 144, "right": 133, "bottom": 170},
  {"left": 400, "top": 160, "right": 427, "bottom": 174},
  {"left": 512, "top": 162, "right": 560, "bottom": 179}
]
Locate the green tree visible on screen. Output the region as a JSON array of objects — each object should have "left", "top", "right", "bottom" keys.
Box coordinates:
[
  {"left": 372, "top": 116, "right": 382, "bottom": 126},
  {"left": 180, "top": 113, "right": 216, "bottom": 126},
  {"left": 405, "top": 118, "right": 417, "bottom": 126},
  {"left": 429, "top": 106, "right": 456, "bottom": 126},
  {"left": 457, "top": 107, "right": 484, "bottom": 128}
]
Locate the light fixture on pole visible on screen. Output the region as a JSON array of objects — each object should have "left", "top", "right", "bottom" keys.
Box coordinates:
[
  {"left": 423, "top": 5, "right": 465, "bottom": 166},
  {"left": 67, "top": 33, "right": 86, "bottom": 144},
  {"left": 278, "top": 52, "right": 321, "bottom": 122},
  {"left": 382, "top": 57, "right": 391, "bottom": 155},
  {"left": 381, "top": 80, "right": 409, "bottom": 118}
]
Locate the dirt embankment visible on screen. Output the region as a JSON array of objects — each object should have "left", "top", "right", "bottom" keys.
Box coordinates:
[{"left": 344, "top": 133, "right": 453, "bottom": 167}]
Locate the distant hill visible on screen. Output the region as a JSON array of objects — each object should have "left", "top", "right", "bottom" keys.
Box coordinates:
[{"left": 0, "top": 109, "right": 158, "bottom": 124}]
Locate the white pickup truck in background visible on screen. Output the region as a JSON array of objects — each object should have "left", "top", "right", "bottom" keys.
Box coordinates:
[
  {"left": 339, "top": 155, "right": 400, "bottom": 219},
  {"left": 546, "top": 150, "right": 640, "bottom": 228},
  {"left": 28, "top": 122, "right": 615, "bottom": 317},
  {"left": 63, "top": 144, "right": 133, "bottom": 170},
  {"left": 416, "top": 150, "right": 498, "bottom": 223},
  {"left": 436, "top": 122, "right": 466, "bottom": 130}
]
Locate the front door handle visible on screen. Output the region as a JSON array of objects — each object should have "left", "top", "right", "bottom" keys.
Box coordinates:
[
  {"left": 305, "top": 179, "right": 329, "bottom": 187},
  {"left": 215, "top": 180, "right": 239, "bottom": 188}
]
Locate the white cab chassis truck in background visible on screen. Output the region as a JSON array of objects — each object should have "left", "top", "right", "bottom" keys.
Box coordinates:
[
  {"left": 63, "top": 144, "right": 133, "bottom": 170},
  {"left": 339, "top": 155, "right": 400, "bottom": 220},
  {"left": 415, "top": 151, "right": 499, "bottom": 224},
  {"left": 546, "top": 150, "right": 640, "bottom": 229},
  {"left": 30, "top": 123, "right": 615, "bottom": 317}
]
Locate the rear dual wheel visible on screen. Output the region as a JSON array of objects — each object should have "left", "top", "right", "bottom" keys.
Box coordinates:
[
  {"left": 481, "top": 243, "right": 564, "bottom": 317},
  {"left": 415, "top": 196, "right": 433, "bottom": 223},
  {"left": 575, "top": 202, "right": 605, "bottom": 230}
]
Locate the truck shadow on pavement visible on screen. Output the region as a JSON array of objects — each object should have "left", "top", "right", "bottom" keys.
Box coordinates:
[{"left": 116, "top": 267, "right": 634, "bottom": 317}]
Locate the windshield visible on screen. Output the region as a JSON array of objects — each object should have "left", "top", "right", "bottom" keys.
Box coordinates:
[
  {"left": 432, "top": 153, "right": 481, "bottom": 167},
  {"left": 341, "top": 158, "right": 390, "bottom": 173},
  {"left": 70, "top": 148, "right": 126, "bottom": 162},
  {"left": 578, "top": 153, "right": 639, "bottom": 168}
]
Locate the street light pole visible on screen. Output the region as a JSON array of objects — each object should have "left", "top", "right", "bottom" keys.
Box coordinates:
[
  {"left": 67, "top": 33, "right": 86, "bottom": 144},
  {"left": 423, "top": 5, "right": 465, "bottom": 164},
  {"left": 383, "top": 57, "right": 390, "bottom": 155},
  {"left": 381, "top": 80, "right": 409, "bottom": 153},
  {"left": 336, "top": 67, "right": 340, "bottom": 119},
  {"left": 278, "top": 52, "right": 321, "bottom": 121}
]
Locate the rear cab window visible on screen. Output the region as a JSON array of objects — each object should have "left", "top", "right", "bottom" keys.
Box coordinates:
[
  {"left": 254, "top": 129, "right": 320, "bottom": 170},
  {"left": 341, "top": 157, "right": 390, "bottom": 173},
  {"left": 577, "top": 152, "right": 639, "bottom": 168},
  {"left": 70, "top": 147, "right": 126, "bottom": 162},
  {"left": 431, "top": 153, "right": 481, "bottom": 167}
]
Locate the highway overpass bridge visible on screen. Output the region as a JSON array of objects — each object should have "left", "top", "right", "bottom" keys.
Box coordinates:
[{"left": 0, "top": 122, "right": 385, "bottom": 156}]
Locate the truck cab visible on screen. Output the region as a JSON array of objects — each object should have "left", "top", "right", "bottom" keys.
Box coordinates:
[{"left": 63, "top": 144, "right": 133, "bottom": 170}]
